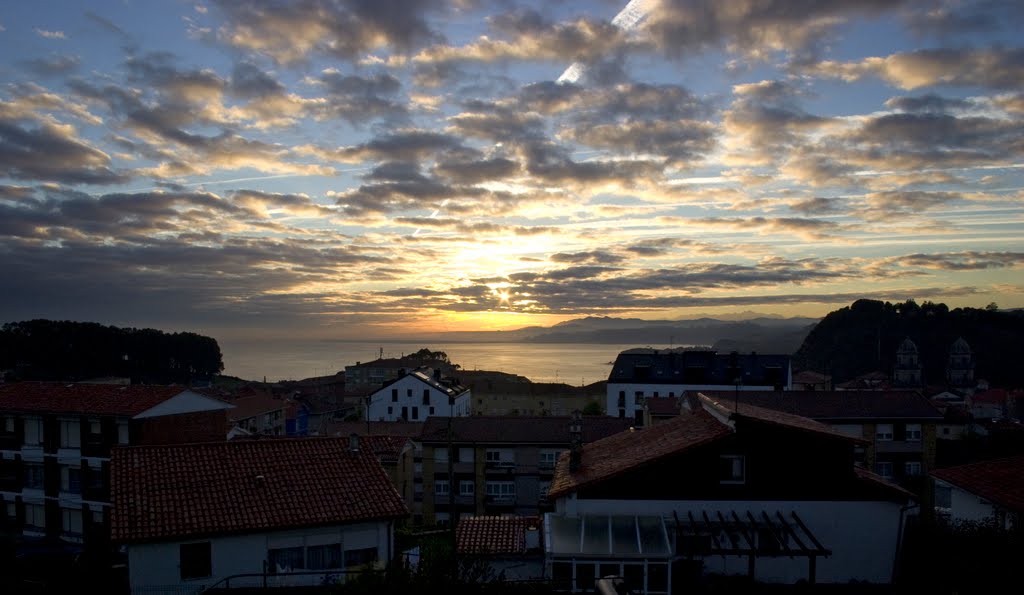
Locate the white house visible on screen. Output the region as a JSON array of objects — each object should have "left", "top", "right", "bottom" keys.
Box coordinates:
[
  {"left": 367, "top": 369, "right": 471, "bottom": 422},
  {"left": 606, "top": 349, "right": 792, "bottom": 426},
  {"left": 932, "top": 455, "right": 1024, "bottom": 530},
  {"left": 545, "top": 394, "right": 913, "bottom": 593},
  {"left": 112, "top": 435, "right": 409, "bottom": 594}
]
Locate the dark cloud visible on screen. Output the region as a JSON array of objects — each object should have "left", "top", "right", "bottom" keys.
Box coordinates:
[
  {"left": 884, "top": 93, "right": 972, "bottom": 113},
  {"left": 0, "top": 117, "right": 126, "bottom": 185},
  {"left": 864, "top": 190, "right": 961, "bottom": 214},
  {"left": 433, "top": 156, "right": 520, "bottom": 184},
  {"left": 21, "top": 54, "right": 80, "bottom": 76},
  {"left": 904, "top": 0, "right": 1021, "bottom": 36},
  {"left": 213, "top": 0, "right": 448, "bottom": 63},
  {"left": 550, "top": 251, "right": 624, "bottom": 265},
  {"left": 895, "top": 251, "right": 1024, "bottom": 271},
  {"left": 789, "top": 197, "right": 844, "bottom": 215},
  {"left": 229, "top": 62, "right": 286, "bottom": 98}
]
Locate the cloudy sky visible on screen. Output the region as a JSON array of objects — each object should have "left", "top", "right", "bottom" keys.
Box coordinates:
[{"left": 1, "top": 0, "right": 1022, "bottom": 341}]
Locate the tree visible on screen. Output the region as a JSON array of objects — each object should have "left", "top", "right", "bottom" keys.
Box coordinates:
[{"left": 582, "top": 401, "right": 603, "bottom": 416}]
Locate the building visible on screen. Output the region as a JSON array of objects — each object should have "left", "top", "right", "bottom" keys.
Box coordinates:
[
  {"left": 696, "top": 390, "right": 943, "bottom": 487},
  {"left": 344, "top": 355, "right": 455, "bottom": 390},
  {"left": 111, "top": 436, "right": 408, "bottom": 594},
  {"left": 544, "top": 394, "right": 914, "bottom": 592},
  {"left": 606, "top": 349, "right": 791, "bottom": 426},
  {"left": 946, "top": 337, "right": 975, "bottom": 389},
  {"left": 456, "top": 515, "right": 544, "bottom": 581},
  {"left": 226, "top": 389, "right": 288, "bottom": 437},
  {"left": 0, "top": 382, "right": 233, "bottom": 557},
  {"left": 893, "top": 337, "right": 923, "bottom": 387},
  {"left": 932, "top": 455, "right": 1024, "bottom": 530},
  {"left": 367, "top": 369, "right": 470, "bottom": 422},
  {"left": 418, "top": 415, "right": 633, "bottom": 526}
]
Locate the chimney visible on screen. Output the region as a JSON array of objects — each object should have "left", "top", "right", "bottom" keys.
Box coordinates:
[
  {"left": 349, "top": 433, "right": 360, "bottom": 453},
  {"left": 569, "top": 409, "right": 583, "bottom": 472}
]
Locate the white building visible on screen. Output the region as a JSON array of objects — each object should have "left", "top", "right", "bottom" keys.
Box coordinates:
[
  {"left": 545, "top": 394, "right": 913, "bottom": 592},
  {"left": 606, "top": 349, "right": 792, "bottom": 426},
  {"left": 367, "top": 369, "right": 470, "bottom": 422},
  {"left": 112, "top": 435, "right": 408, "bottom": 594},
  {"left": 932, "top": 455, "right": 1024, "bottom": 530}
]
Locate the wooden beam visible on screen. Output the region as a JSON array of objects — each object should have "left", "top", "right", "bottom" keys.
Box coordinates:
[
  {"left": 775, "top": 510, "right": 813, "bottom": 556},
  {"left": 759, "top": 510, "right": 795, "bottom": 557},
  {"left": 790, "top": 511, "right": 830, "bottom": 556},
  {"left": 701, "top": 511, "right": 724, "bottom": 552}
]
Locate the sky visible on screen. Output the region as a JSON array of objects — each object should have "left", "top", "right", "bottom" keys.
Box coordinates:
[{"left": 1, "top": 0, "right": 1023, "bottom": 341}]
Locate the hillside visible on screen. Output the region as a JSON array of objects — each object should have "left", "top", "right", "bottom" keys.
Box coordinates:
[
  {"left": 793, "top": 300, "right": 1024, "bottom": 387},
  {"left": 0, "top": 319, "right": 224, "bottom": 384}
]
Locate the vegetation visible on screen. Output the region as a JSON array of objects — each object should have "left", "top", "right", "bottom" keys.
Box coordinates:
[
  {"left": 0, "top": 319, "right": 223, "bottom": 384},
  {"left": 793, "top": 299, "right": 1024, "bottom": 386}
]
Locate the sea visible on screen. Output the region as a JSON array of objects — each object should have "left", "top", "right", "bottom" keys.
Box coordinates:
[{"left": 218, "top": 340, "right": 670, "bottom": 385}]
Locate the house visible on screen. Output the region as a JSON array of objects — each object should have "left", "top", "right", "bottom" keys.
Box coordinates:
[
  {"left": 456, "top": 515, "right": 544, "bottom": 581},
  {"left": 932, "top": 455, "right": 1024, "bottom": 530},
  {"left": 968, "top": 388, "right": 1017, "bottom": 421},
  {"left": 226, "top": 389, "right": 288, "bottom": 437},
  {"left": 0, "top": 382, "right": 233, "bottom": 557},
  {"left": 418, "top": 415, "right": 633, "bottom": 526},
  {"left": 606, "top": 349, "right": 791, "bottom": 427},
  {"left": 696, "top": 390, "right": 943, "bottom": 487},
  {"left": 367, "top": 369, "right": 470, "bottom": 422},
  {"left": 544, "top": 394, "right": 914, "bottom": 592},
  {"left": 111, "top": 436, "right": 408, "bottom": 595},
  {"left": 345, "top": 355, "right": 455, "bottom": 389},
  {"left": 459, "top": 370, "right": 605, "bottom": 416},
  {"left": 791, "top": 370, "right": 832, "bottom": 391}
]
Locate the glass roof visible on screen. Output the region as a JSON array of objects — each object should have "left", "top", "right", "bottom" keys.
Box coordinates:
[{"left": 545, "top": 514, "right": 672, "bottom": 558}]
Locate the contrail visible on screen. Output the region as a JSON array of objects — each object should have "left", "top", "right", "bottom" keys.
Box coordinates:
[{"left": 557, "top": 0, "right": 657, "bottom": 84}]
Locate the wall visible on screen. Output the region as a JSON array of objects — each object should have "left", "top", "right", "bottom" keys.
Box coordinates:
[
  {"left": 133, "top": 409, "right": 228, "bottom": 445},
  {"left": 942, "top": 481, "right": 996, "bottom": 524},
  {"left": 368, "top": 376, "right": 470, "bottom": 422},
  {"left": 554, "top": 498, "right": 905, "bottom": 584},
  {"left": 605, "top": 384, "right": 779, "bottom": 424},
  {"left": 127, "top": 520, "right": 391, "bottom": 594}
]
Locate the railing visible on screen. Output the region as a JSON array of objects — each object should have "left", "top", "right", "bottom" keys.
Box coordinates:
[{"left": 201, "top": 569, "right": 362, "bottom": 592}]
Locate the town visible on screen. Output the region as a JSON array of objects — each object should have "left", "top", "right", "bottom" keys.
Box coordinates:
[{"left": 1, "top": 314, "right": 1021, "bottom": 595}]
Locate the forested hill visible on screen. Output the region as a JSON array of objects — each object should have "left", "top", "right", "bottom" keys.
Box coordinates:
[
  {"left": 793, "top": 300, "right": 1024, "bottom": 387},
  {"left": 0, "top": 320, "right": 223, "bottom": 384}
]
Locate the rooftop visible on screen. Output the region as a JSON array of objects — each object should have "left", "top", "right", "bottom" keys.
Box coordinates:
[
  {"left": 0, "top": 381, "right": 202, "bottom": 417},
  {"left": 608, "top": 349, "right": 790, "bottom": 386},
  {"left": 420, "top": 415, "right": 633, "bottom": 444},
  {"left": 932, "top": 455, "right": 1024, "bottom": 513},
  {"left": 111, "top": 436, "right": 408, "bottom": 543},
  {"left": 457, "top": 515, "right": 541, "bottom": 555},
  {"left": 696, "top": 390, "right": 943, "bottom": 421}
]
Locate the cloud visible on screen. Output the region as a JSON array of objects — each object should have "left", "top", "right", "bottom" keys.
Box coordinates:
[
  {"left": 887, "top": 251, "right": 1024, "bottom": 271},
  {"left": 0, "top": 116, "right": 126, "bottom": 185},
  {"left": 213, "top": 0, "right": 447, "bottom": 63},
  {"left": 34, "top": 28, "right": 66, "bottom": 40},
  {"left": 805, "top": 47, "right": 1024, "bottom": 90},
  {"left": 20, "top": 54, "right": 80, "bottom": 76}
]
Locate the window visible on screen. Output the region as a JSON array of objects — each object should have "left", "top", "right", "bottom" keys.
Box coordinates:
[
  {"left": 25, "top": 503, "right": 46, "bottom": 529},
  {"left": 719, "top": 455, "right": 745, "bottom": 484},
  {"left": 268, "top": 546, "right": 304, "bottom": 572},
  {"left": 905, "top": 461, "right": 922, "bottom": 476},
  {"left": 391, "top": 389, "right": 398, "bottom": 402},
  {"left": 61, "top": 467, "right": 82, "bottom": 494},
  {"left": 306, "top": 544, "right": 342, "bottom": 570},
  {"left": 5, "top": 501, "right": 15, "bottom": 520},
  {"left": 653, "top": 391, "right": 659, "bottom": 398},
  {"left": 874, "top": 461, "right": 893, "bottom": 478},
  {"left": 875, "top": 424, "right": 894, "bottom": 441},
  {"left": 60, "top": 419, "right": 81, "bottom": 448},
  {"left": 401, "top": 406, "right": 408, "bottom": 419},
  {"left": 2, "top": 416, "right": 13, "bottom": 433},
  {"left": 25, "top": 464, "right": 44, "bottom": 490},
  {"left": 634, "top": 391, "right": 643, "bottom": 404},
  {"left": 905, "top": 424, "right": 922, "bottom": 441},
  {"left": 485, "top": 481, "right": 515, "bottom": 499},
  {"left": 634, "top": 410, "right": 644, "bottom": 426},
  {"left": 423, "top": 390, "right": 430, "bottom": 405},
  {"left": 387, "top": 406, "right": 393, "bottom": 415},
  {"left": 435, "top": 480, "right": 450, "bottom": 496},
  {"left": 180, "top": 542, "right": 212, "bottom": 579},
  {"left": 429, "top": 407, "right": 435, "bottom": 415},
  {"left": 485, "top": 450, "right": 501, "bottom": 464},
  {"left": 407, "top": 389, "right": 413, "bottom": 397},
  {"left": 87, "top": 419, "right": 101, "bottom": 436},
  {"left": 434, "top": 448, "right": 448, "bottom": 463},
  {"left": 91, "top": 509, "right": 104, "bottom": 524},
  {"left": 539, "top": 451, "right": 559, "bottom": 468},
  {"left": 539, "top": 481, "right": 551, "bottom": 501},
  {"left": 62, "top": 508, "right": 83, "bottom": 536},
  {"left": 618, "top": 408, "right": 625, "bottom": 419},
  {"left": 344, "top": 547, "right": 377, "bottom": 568},
  {"left": 24, "top": 418, "right": 42, "bottom": 446},
  {"left": 412, "top": 406, "right": 419, "bottom": 420},
  {"left": 117, "top": 422, "right": 129, "bottom": 445},
  {"left": 459, "top": 480, "right": 475, "bottom": 496}
]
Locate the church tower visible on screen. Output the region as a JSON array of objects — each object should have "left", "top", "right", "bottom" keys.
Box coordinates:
[
  {"left": 893, "top": 337, "right": 922, "bottom": 386},
  {"left": 946, "top": 336, "right": 975, "bottom": 388}
]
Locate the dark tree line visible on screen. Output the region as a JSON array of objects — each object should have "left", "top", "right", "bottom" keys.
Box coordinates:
[
  {"left": 0, "top": 319, "right": 223, "bottom": 385},
  {"left": 793, "top": 299, "right": 1024, "bottom": 387}
]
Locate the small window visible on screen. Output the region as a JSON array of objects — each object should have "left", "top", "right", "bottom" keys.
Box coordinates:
[
  {"left": 407, "top": 389, "right": 413, "bottom": 397},
  {"left": 874, "top": 461, "right": 893, "bottom": 478},
  {"left": 61, "top": 419, "right": 81, "bottom": 448},
  {"left": 653, "top": 391, "right": 659, "bottom": 398},
  {"left": 25, "top": 464, "right": 44, "bottom": 489},
  {"left": 61, "top": 467, "right": 82, "bottom": 493},
  {"left": 387, "top": 406, "right": 393, "bottom": 415},
  {"left": 618, "top": 408, "right": 625, "bottom": 419},
  {"left": 539, "top": 451, "right": 559, "bottom": 468},
  {"left": 24, "top": 418, "right": 43, "bottom": 446},
  {"left": 391, "top": 389, "right": 398, "bottom": 402},
  {"left": 307, "top": 544, "right": 342, "bottom": 570},
  {"left": 62, "top": 508, "right": 83, "bottom": 536},
  {"left": 180, "top": 542, "right": 212, "bottom": 579},
  {"left": 401, "top": 406, "right": 408, "bottom": 420},
  {"left": 88, "top": 419, "right": 101, "bottom": 436},
  {"left": 412, "top": 406, "right": 419, "bottom": 420},
  {"left": 904, "top": 461, "right": 922, "bottom": 476},
  {"left": 435, "top": 480, "right": 450, "bottom": 496},
  {"left": 875, "top": 424, "right": 894, "bottom": 441},
  {"left": 25, "top": 503, "right": 46, "bottom": 528},
  {"left": 2, "top": 416, "right": 13, "bottom": 434},
  {"left": 905, "top": 424, "right": 922, "bottom": 441},
  {"left": 117, "top": 422, "right": 129, "bottom": 445},
  {"left": 268, "top": 546, "right": 304, "bottom": 572},
  {"left": 485, "top": 450, "right": 501, "bottom": 464},
  {"left": 634, "top": 409, "right": 644, "bottom": 426},
  {"left": 459, "top": 480, "right": 475, "bottom": 496},
  {"left": 423, "top": 390, "right": 430, "bottom": 405},
  {"left": 344, "top": 547, "right": 377, "bottom": 568},
  {"left": 719, "top": 455, "right": 745, "bottom": 484},
  {"left": 429, "top": 407, "right": 435, "bottom": 415}
]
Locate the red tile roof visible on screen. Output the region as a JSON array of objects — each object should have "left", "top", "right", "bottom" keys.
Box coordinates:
[
  {"left": 697, "top": 395, "right": 869, "bottom": 444},
  {"left": 932, "top": 455, "right": 1024, "bottom": 513},
  {"left": 321, "top": 420, "right": 425, "bottom": 438},
  {"left": 548, "top": 408, "right": 731, "bottom": 499},
  {"left": 420, "top": 415, "right": 633, "bottom": 444},
  {"left": 111, "top": 436, "right": 408, "bottom": 543},
  {"left": 227, "top": 392, "right": 287, "bottom": 421},
  {"left": 645, "top": 396, "right": 680, "bottom": 416},
  {"left": 456, "top": 515, "right": 541, "bottom": 555},
  {"left": 359, "top": 435, "right": 408, "bottom": 464},
  {"left": 0, "top": 382, "right": 189, "bottom": 416}
]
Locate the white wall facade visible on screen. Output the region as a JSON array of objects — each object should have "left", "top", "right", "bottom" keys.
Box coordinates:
[
  {"left": 605, "top": 384, "right": 779, "bottom": 424},
  {"left": 936, "top": 479, "right": 1001, "bottom": 525},
  {"left": 127, "top": 520, "right": 393, "bottom": 595},
  {"left": 553, "top": 497, "right": 906, "bottom": 585},
  {"left": 368, "top": 375, "right": 470, "bottom": 422}
]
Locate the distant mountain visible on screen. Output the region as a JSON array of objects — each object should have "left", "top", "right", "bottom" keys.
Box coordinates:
[
  {"left": 430, "top": 315, "right": 819, "bottom": 353},
  {"left": 793, "top": 299, "right": 1024, "bottom": 386}
]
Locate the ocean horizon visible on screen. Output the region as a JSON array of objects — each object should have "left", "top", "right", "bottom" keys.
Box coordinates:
[{"left": 218, "top": 339, "right": 684, "bottom": 385}]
